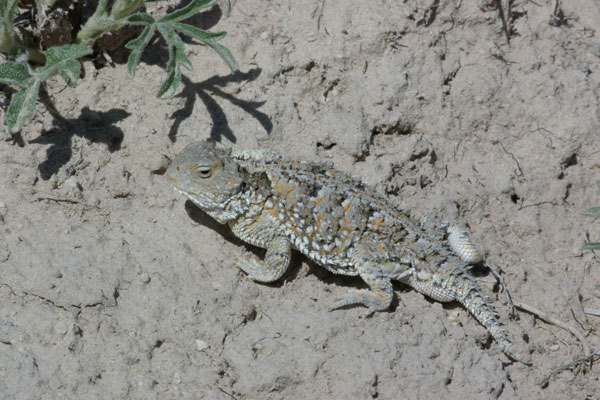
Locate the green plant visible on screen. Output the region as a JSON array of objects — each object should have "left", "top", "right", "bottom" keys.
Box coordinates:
[
  {"left": 0, "top": 44, "right": 92, "bottom": 132},
  {"left": 126, "top": 0, "right": 236, "bottom": 99},
  {"left": 583, "top": 180, "right": 600, "bottom": 250},
  {"left": 0, "top": 0, "right": 236, "bottom": 133},
  {"left": 76, "top": 0, "right": 145, "bottom": 46},
  {"left": 0, "top": 0, "right": 20, "bottom": 56}
]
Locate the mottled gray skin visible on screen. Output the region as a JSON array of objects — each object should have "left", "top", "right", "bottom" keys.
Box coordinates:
[{"left": 166, "top": 140, "right": 529, "bottom": 364}]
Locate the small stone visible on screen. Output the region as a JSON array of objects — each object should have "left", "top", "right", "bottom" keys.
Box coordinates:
[
  {"left": 0, "top": 200, "right": 7, "bottom": 223},
  {"left": 447, "top": 310, "right": 461, "bottom": 325},
  {"left": 139, "top": 273, "right": 151, "bottom": 284},
  {"left": 125, "top": 356, "right": 139, "bottom": 365},
  {"left": 241, "top": 303, "right": 257, "bottom": 322},
  {"left": 195, "top": 339, "right": 209, "bottom": 351},
  {"left": 589, "top": 42, "right": 600, "bottom": 58},
  {"left": 0, "top": 238, "right": 9, "bottom": 263},
  {"left": 150, "top": 154, "right": 171, "bottom": 175},
  {"left": 64, "top": 176, "right": 82, "bottom": 191},
  {"left": 54, "top": 321, "right": 69, "bottom": 336},
  {"left": 0, "top": 126, "right": 11, "bottom": 141}
]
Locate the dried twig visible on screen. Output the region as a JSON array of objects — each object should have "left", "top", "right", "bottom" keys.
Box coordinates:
[
  {"left": 494, "top": 0, "right": 511, "bottom": 44},
  {"left": 584, "top": 308, "right": 600, "bottom": 317},
  {"left": 513, "top": 300, "right": 591, "bottom": 358},
  {"left": 33, "top": 197, "right": 80, "bottom": 204},
  {"left": 311, "top": 0, "right": 326, "bottom": 31},
  {"left": 218, "top": 386, "right": 238, "bottom": 400},
  {"left": 550, "top": 0, "right": 566, "bottom": 26},
  {"left": 539, "top": 348, "right": 600, "bottom": 388},
  {"left": 487, "top": 264, "right": 515, "bottom": 318},
  {"left": 423, "top": 0, "right": 441, "bottom": 27},
  {"left": 514, "top": 300, "right": 597, "bottom": 387}
]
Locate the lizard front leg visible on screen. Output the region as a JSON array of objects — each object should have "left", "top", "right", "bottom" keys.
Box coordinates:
[{"left": 229, "top": 214, "right": 291, "bottom": 282}]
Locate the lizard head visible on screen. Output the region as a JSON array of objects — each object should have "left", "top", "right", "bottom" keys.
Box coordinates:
[{"left": 166, "top": 141, "right": 246, "bottom": 222}]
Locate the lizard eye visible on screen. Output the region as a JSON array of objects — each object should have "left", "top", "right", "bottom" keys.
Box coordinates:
[{"left": 194, "top": 166, "right": 212, "bottom": 178}]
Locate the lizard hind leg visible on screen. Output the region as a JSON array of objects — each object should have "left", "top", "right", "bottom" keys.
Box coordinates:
[
  {"left": 329, "top": 267, "right": 394, "bottom": 312},
  {"left": 447, "top": 225, "right": 484, "bottom": 264}
]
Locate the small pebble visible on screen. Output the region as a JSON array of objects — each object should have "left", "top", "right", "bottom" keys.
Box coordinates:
[
  {"left": 150, "top": 154, "right": 171, "bottom": 175},
  {"left": 448, "top": 310, "right": 461, "bottom": 325},
  {"left": 0, "top": 200, "right": 7, "bottom": 222},
  {"left": 589, "top": 42, "right": 600, "bottom": 58},
  {"left": 64, "top": 176, "right": 81, "bottom": 191},
  {"left": 139, "top": 273, "right": 151, "bottom": 284},
  {"left": 195, "top": 339, "right": 209, "bottom": 351},
  {"left": 54, "top": 321, "right": 68, "bottom": 336}
]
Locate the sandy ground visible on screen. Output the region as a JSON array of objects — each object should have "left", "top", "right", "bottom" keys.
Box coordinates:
[{"left": 1, "top": 0, "right": 600, "bottom": 398}]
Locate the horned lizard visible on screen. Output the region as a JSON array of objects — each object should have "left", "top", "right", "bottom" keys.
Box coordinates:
[{"left": 166, "top": 140, "right": 529, "bottom": 363}]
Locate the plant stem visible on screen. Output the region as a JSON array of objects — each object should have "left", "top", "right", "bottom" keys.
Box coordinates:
[
  {"left": 0, "top": 0, "right": 20, "bottom": 56},
  {"left": 76, "top": 0, "right": 144, "bottom": 46}
]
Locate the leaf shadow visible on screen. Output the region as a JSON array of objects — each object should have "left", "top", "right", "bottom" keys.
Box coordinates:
[
  {"left": 29, "top": 102, "right": 129, "bottom": 180},
  {"left": 168, "top": 68, "right": 272, "bottom": 143},
  {"left": 176, "top": 0, "right": 224, "bottom": 32}
]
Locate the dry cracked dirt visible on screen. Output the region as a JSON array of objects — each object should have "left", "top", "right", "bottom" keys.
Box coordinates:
[{"left": 1, "top": 1, "right": 600, "bottom": 399}]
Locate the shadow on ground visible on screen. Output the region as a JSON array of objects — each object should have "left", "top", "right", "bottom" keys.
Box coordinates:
[
  {"left": 29, "top": 106, "right": 129, "bottom": 180},
  {"left": 169, "top": 68, "right": 272, "bottom": 143},
  {"left": 183, "top": 199, "right": 305, "bottom": 286}
]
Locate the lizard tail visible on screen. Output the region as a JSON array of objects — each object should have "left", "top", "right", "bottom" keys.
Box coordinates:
[{"left": 406, "top": 262, "right": 531, "bottom": 364}]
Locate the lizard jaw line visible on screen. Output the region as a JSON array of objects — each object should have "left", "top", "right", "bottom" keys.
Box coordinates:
[{"left": 173, "top": 187, "right": 191, "bottom": 198}]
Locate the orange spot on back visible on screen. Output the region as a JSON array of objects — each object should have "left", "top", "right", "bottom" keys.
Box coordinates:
[
  {"left": 342, "top": 201, "right": 352, "bottom": 212},
  {"left": 341, "top": 215, "right": 349, "bottom": 227},
  {"left": 370, "top": 216, "right": 385, "bottom": 226}
]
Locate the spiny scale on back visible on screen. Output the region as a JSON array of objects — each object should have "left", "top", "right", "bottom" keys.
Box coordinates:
[{"left": 166, "top": 140, "right": 530, "bottom": 364}]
